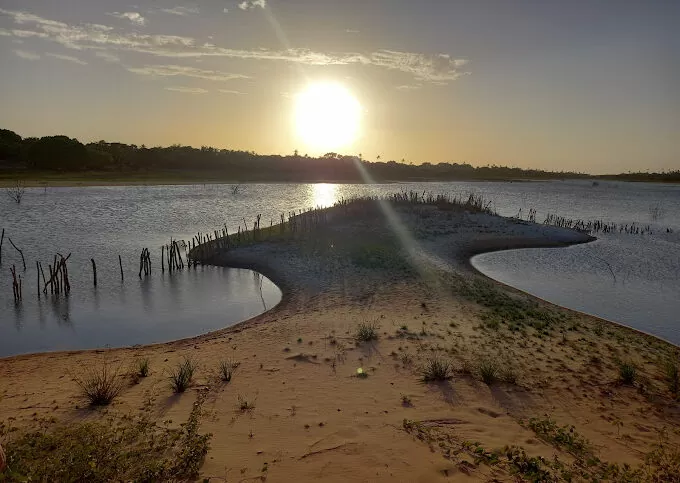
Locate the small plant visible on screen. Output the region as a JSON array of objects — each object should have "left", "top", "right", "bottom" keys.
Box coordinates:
[
  {"left": 356, "top": 322, "right": 379, "bottom": 342},
  {"left": 170, "top": 357, "right": 196, "bottom": 393},
  {"left": 401, "top": 394, "right": 413, "bottom": 407},
  {"left": 421, "top": 356, "right": 452, "bottom": 381},
  {"left": 400, "top": 353, "right": 413, "bottom": 367},
  {"left": 75, "top": 364, "right": 124, "bottom": 406},
  {"left": 618, "top": 361, "right": 637, "bottom": 385},
  {"left": 664, "top": 359, "right": 679, "bottom": 396},
  {"left": 238, "top": 395, "right": 255, "bottom": 412},
  {"left": 218, "top": 359, "right": 238, "bottom": 382},
  {"left": 593, "top": 322, "right": 604, "bottom": 336},
  {"left": 478, "top": 358, "right": 499, "bottom": 385},
  {"left": 135, "top": 358, "right": 150, "bottom": 378}
]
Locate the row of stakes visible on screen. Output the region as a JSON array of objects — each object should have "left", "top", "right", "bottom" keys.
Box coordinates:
[{"left": 4, "top": 209, "right": 331, "bottom": 304}]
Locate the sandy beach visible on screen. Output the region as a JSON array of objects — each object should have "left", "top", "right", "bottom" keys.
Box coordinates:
[{"left": 1, "top": 198, "right": 679, "bottom": 481}]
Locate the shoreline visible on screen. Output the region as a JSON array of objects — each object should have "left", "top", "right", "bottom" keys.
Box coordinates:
[
  {"left": 468, "top": 248, "right": 680, "bottom": 350},
  {"left": 3, "top": 174, "right": 680, "bottom": 188},
  {"left": 2, "top": 200, "right": 679, "bottom": 481}
]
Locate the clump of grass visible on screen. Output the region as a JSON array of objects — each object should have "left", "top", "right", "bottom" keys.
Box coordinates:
[
  {"left": 478, "top": 358, "right": 499, "bottom": 385},
  {"left": 421, "top": 356, "right": 452, "bottom": 381},
  {"left": 238, "top": 395, "right": 255, "bottom": 412},
  {"left": 75, "top": 365, "right": 123, "bottom": 406},
  {"left": 618, "top": 361, "right": 637, "bottom": 385},
  {"left": 401, "top": 394, "right": 413, "bottom": 407},
  {"left": 170, "top": 357, "right": 196, "bottom": 393},
  {"left": 135, "top": 358, "right": 150, "bottom": 378},
  {"left": 356, "top": 322, "right": 379, "bottom": 342},
  {"left": 664, "top": 359, "right": 679, "bottom": 396},
  {"left": 218, "top": 359, "right": 238, "bottom": 382}
]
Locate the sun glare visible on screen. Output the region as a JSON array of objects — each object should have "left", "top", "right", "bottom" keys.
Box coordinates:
[{"left": 294, "top": 83, "right": 361, "bottom": 153}]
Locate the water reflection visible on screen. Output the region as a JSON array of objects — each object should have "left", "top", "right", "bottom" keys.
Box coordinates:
[
  {"left": 312, "top": 183, "right": 338, "bottom": 208},
  {"left": 0, "top": 267, "right": 282, "bottom": 358}
]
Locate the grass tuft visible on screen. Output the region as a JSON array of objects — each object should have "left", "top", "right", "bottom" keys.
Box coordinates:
[
  {"left": 218, "top": 359, "right": 239, "bottom": 382},
  {"left": 75, "top": 365, "right": 123, "bottom": 406},
  {"left": 170, "top": 357, "right": 196, "bottom": 393},
  {"left": 478, "top": 358, "right": 499, "bottom": 385},
  {"left": 421, "top": 356, "right": 452, "bottom": 381},
  {"left": 135, "top": 358, "right": 150, "bottom": 378},
  {"left": 618, "top": 361, "right": 637, "bottom": 385},
  {"left": 238, "top": 395, "right": 256, "bottom": 412},
  {"left": 664, "top": 359, "right": 679, "bottom": 396},
  {"left": 356, "top": 322, "right": 379, "bottom": 342}
]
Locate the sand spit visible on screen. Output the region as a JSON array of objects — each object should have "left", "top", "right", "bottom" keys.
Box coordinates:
[{"left": 1, "top": 199, "right": 679, "bottom": 482}]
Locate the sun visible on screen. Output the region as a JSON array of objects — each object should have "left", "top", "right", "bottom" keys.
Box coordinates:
[{"left": 294, "top": 82, "right": 362, "bottom": 153}]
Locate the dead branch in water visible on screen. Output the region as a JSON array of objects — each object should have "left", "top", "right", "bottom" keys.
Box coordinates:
[
  {"left": 6, "top": 181, "right": 25, "bottom": 204},
  {"left": 7, "top": 237, "right": 26, "bottom": 271},
  {"left": 0, "top": 228, "right": 4, "bottom": 266}
]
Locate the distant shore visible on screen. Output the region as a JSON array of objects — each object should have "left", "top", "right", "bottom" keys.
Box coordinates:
[
  {"left": 2, "top": 171, "right": 680, "bottom": 188},
  {"left": 1, "top": 199, "right": 679, "bottom": 481}
]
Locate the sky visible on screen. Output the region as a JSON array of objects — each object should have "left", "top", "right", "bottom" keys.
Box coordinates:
[{"left": 0, "top": 0, "right": 678, "bottom": 174}]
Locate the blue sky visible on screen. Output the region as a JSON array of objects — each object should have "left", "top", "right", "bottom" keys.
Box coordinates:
[{"left": 0, "top": 0, "right": 678, "bottom": 173}]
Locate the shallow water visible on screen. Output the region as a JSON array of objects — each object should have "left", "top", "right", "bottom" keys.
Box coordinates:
[{"left": 1, "top": 180, "right": 678, "bottom": 356}]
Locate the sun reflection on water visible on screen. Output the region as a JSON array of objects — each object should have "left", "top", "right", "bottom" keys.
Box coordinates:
[{"left": 311, "top": 183, "right": 338, "bottom": 208}]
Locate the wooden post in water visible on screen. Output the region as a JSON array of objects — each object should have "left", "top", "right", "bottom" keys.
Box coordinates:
[
  {"left": 36, "top": 260, "right": 40, "bottom": 299},
  {"left": 91, "top": 258, "right": 97, "bottom": 287},
  {"left": 0, "top": 228, "right": 4, "bottom": 266},
  {"left": 119, "top": 255, "right": 124, "bottom": 281},
  {"left": 7, "top": 238, "right": 26, "bottom": 271},
  {"left": 161, "top": 245, "right": 165, "bottom": 272}
]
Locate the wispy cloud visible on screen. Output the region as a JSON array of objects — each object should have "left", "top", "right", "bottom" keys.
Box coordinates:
[
  {"left": 95, "top": 51, "right": 120, "bottom": 63},
  {"left": 0, "top": 8, "right": 470, "bottom": 83},
  {"left": 218, "top": 89, "right": 245, "bottom": 95},
  {"left": 14, "top": 49, "right": 40, "bottom": 60},
  {"left": 108, "top": 12, "right": 146, "bottom": 26},
  {"left": 238, "top": 0, "right": 266, "bottom": 10},
  {"left": 127, "top": 64, "right": 248, "bottom": 82},
  {"left": 46, "top": 52, "right": 87, "bottom": 65},
  {"left": 160, "top": 6, "right": 200, "bottom": 16},
  {"left": 165, "top": 86, "right": 208, "bottom": 94},
  {"left": 396, "top": 84, "right": 422, "bottom": 91}
]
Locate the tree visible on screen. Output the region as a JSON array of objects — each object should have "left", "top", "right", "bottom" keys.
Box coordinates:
[{"left": 27, "top": 136, "right": 89, "bottom": 170}]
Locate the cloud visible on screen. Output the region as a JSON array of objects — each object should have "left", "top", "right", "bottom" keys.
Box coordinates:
[
  {"left": 223, "top": 8, "right": 229, "bottom": 13},
  {"left": 14, "top": 49, "right": 40, "bottom": 60},
  {"left": 95, "top": 51, "right": 121, "bottom": 63},
  {"left": 46, "top": 53, "right": 88, "bottom": 65},
  {"left": 218, "top": 89, "right": 244, "bottom": 95},
  {"left": 396, "top": 84, "right": 422, "bottom": 91},
  {"left": 127, "top": 64, "right": 248, "bottom": 82},
  {"left": 160, "top": 6, "right": 200, "bottom": 16},
  {"left": 108, "top": 12, "right": 146, "bottom": 26},
  {"left": 238, "top": 0, "right": 266, "bottom": 10},
  {"left": 345, "top": 29, "right": 360, "bottom": 34},
  {"left": 0, "top": 8, "right": 470, "bottom": 83},
  {"left": 165, "top": 86, "right": 208, "bottom": 94}
]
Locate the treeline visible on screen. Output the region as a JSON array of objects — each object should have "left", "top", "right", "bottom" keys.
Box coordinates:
[{"left": 1, "top": 128, "right": 677, "bottom": 182}]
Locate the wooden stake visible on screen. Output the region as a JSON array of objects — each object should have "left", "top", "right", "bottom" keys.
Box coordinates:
[
  {"left": 91, "top": 258, "right": 97, "bottom": 287},
  {"left": 7, "top": 237, "right": 26, "bottom": 271},
  {"left": 119, "top": 255, "right": 124, "bottom": 281}
]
